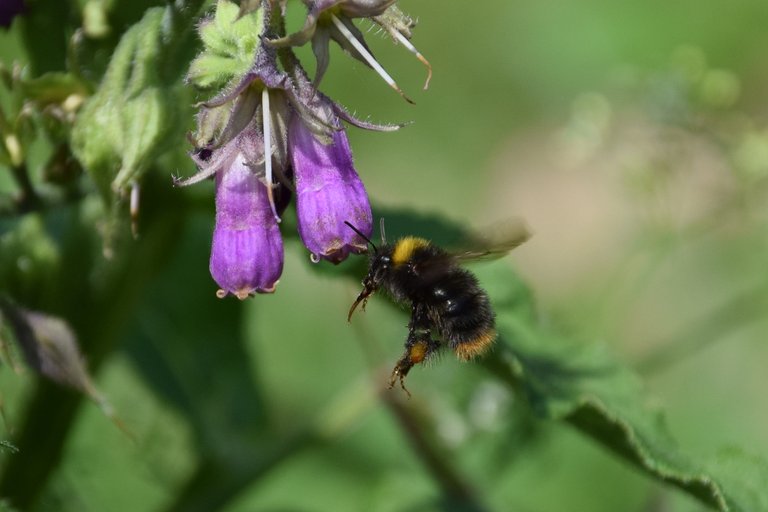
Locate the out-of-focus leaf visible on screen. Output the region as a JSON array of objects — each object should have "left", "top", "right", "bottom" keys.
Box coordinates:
[
  {"left": 0, "top": 174, "right": 187, "bottom": 507},
  {"left": 17, "top": 0, "right": 71, "bottom": 74},
  {"left": 1, "top": 304, "right": 89, "bottom": 390},
  {"left": 19, "top": 72, "right": 89, "bottom": 107},
  {"left": 476, "top": 262, "right": 768, "bottom": 512},
  {"left": 0, "top": 301, "right": 125, "bottom": 432},
  {"left": 122, "top": 217, "right": 273, "bottom": 512},
  {"left": 71, "top": 7, "right": 182, "bottom": 203},
  {"left": 0, "top": 215, "right": 60, "bottom": 306},
  {"left": 0, "top": 390, "right": 9, "bottom": 434},
  {"left": 0, "top": 498, "right": 18, "bottom": 512}
]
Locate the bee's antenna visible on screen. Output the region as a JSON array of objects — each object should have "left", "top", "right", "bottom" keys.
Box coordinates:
[
  {"left": 344, "top": 221, "right": 377, "bottom": 252},
  {"left": 379, "top": 218, "right": 387, "bottom": 245}
]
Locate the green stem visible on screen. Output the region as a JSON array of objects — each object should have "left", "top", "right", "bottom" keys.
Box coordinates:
[
  {"left": 8, "top": 163, "right": 41, "bottom": 213},
  {"left": 350, "top": 316, "right": 491, "bottom": 511},
  {"left": 383, "top": 393, "right": 491, "bottom": 512}
]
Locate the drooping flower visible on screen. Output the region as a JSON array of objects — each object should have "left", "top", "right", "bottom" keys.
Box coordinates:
[
  {"left": 179, "top": 0, "right": 407, "bottom": 297},
  {"left": 208, "top": 144, "right": 284, "bottom": 298},
  {"left": 282, "top": 53, "right": 399, "bottom": 263},
  {"left": 290, "top": 108, "right": 372, "bottom": 263},
  {"left": 186, "top": 47, "right": 295, "bottom": 219},
  {"left": 187, "top": 118, "right": 289, "bottom": 298},
  {"left": 181, "top": 42, "right": 309, "bottom": 296},
  {"left": 181, "top": 34, "right": 297, "bottom": 298}
]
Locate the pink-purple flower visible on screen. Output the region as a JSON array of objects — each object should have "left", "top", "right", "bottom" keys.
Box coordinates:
[
  {"left": 208, "top": 146, "right": 284, "bottom": 298},
  {"left": 291, "top": 111, "right": 372, "bottom": 263},
  {"left": 179, "top": 39, "right": 397, "bottom": 299}
]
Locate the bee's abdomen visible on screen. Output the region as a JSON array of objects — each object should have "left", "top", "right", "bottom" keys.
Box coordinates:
[{"left": 429, "top": 269, "right": 496, "bottom": 360}]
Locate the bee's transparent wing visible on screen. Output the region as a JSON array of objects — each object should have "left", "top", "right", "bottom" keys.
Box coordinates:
[{"left": 451, "top": 218, "right": 531, "bottom": 262}]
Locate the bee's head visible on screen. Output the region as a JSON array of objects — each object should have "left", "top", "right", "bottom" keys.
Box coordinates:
[
  {"left": 364, "top": 249, "right": 391, "bottom": 285},
  {"left": 345, "top": 219, "right": 390, "bottom": 322}
]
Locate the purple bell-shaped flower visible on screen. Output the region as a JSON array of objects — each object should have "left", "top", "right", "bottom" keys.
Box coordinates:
[
  {"left": 209, "top": 149, "right": 284, "bottom": 298},
  {"left": 290, "top": 112, "right": 372, "bottom": 264}
]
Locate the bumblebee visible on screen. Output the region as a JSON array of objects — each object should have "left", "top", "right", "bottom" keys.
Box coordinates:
[{"left": 346, "top": 219, "right": 530, "bottom": 394}]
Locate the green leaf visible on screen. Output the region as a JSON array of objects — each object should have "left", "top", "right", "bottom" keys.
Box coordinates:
[
  {"left": 475, "top": 262, "right": 768, "bottom": 512},
  {"left": 71, "top": 5, "right": 193, "bottom": 205},
  {"left": 198, "top": 5, "right": 238, "bottom": 57},
  {"left": 119, "top": 218, "right": 277, "bottom": 511},
  {"left": 0, "top": 301, "right": 126, "bottom": 432}
]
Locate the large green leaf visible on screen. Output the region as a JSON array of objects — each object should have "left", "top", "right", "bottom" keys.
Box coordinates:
[{"left": 476, "top": 262, "right": 768, "bottom": 512}]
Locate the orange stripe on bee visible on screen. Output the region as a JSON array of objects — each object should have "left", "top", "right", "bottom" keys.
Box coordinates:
[
  {"left": 408, "top": 340, "right": 429, "bottom": 364},
  {"left": 454, "top": 329, "right": 497, "bottom": 361},
  {"left": 392, "top": 237, "right": 430, "bottom": 266}
]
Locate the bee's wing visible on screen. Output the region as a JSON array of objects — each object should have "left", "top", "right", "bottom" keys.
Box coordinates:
[{"left": 451, "top": 218, "right": 531, "bottom": 262}]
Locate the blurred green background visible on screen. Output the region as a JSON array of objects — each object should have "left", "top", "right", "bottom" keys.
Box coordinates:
[{"left": 1, "top": 0, "right": 768, "bottom": 511}]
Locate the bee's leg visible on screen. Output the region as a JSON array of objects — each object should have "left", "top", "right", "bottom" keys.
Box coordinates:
[{"left": 389, "top": 304, "right": 437, "bottom": 397}]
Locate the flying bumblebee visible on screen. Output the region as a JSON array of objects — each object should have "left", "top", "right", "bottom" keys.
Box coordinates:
[{"left": 345, "top": 219, "right": 530, "bottom": 394}]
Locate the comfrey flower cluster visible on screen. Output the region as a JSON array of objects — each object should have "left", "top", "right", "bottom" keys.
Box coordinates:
[{"left": 179, "top": 0, "right": 429, "bottom": 299}]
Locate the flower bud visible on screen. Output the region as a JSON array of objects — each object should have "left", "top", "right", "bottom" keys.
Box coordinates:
[
  {"left": 210, "top": 152, "right": 283, "bottom": 298},
  {"left": 290, "top": 114, "right": 372, "bottom": 263}
]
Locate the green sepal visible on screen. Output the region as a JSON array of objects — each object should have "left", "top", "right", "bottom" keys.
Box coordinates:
[
  {"left": 187, "top": 54, "right": 241, "bottom": 90},
  {"left": 187, "top": 0, "right": 263, "bottom": 91},
  {"left": 191, "top": 101, "right": 232, "bottom": 148}
]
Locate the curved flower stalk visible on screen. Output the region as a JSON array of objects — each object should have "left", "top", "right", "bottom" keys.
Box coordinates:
[{"left": 269, "top": 0, "right": 431, "bottom": 98}]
